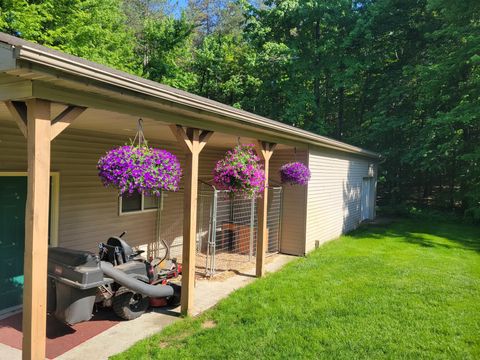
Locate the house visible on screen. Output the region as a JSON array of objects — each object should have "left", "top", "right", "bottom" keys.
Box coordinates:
[{"left": 0, "top": 32, "right": 380, "bottom": 359}]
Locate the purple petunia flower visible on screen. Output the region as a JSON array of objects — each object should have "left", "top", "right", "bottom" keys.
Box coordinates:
[
  {"left": 97, "top": 145, "right": 182, "bottom": 196},
  {"left": 213, "top": 144, "right": 265, "bottom": 198},
  {"left": 279, "top": 162, "right": 311, "bottom": 186}
]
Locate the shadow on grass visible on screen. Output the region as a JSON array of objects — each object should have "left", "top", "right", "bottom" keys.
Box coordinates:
[{"left": 349, "top": 218, "right": 480, "bottom": 253}]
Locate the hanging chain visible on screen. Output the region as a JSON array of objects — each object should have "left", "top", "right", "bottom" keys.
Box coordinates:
[
  {"left": 132, "top": 118, "right": 146, "bottom": 147},
  {"left": 294, "top": 146, "right": 297, "bottom": 162}
]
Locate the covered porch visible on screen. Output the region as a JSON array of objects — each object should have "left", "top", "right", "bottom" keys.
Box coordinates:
[{"left": 0, "top": 34, "right": 310, "bottom": 359}]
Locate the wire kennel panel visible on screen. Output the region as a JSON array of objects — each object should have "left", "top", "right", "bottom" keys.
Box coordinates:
[
  {"left": 149, "top": 187, "right": 213, "bottom": 265},
  {"left": 209, "top": 191, "right": 257, "bottom": 275},
  {"left": 196, "top": 182, "right": 215, "bottom": 275},
  {"left": 267, "top": 186, "right": 283, "bottom": 255},
  {"left": 200, "top": 183, "right": 283, "bottom": 277},
  {"left": 148, "top": 184, "right": 222, "bottom": 276},
  {"left": 149, "top": 190, "right": 185, "bottom": 262},
  {"left": 150, "top": 183, "right": 283, "bottom": 278}
]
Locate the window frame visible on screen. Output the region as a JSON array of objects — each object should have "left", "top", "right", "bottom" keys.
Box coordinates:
[{"left": 118, "top": 192, "right": 160, "bottom": 216}]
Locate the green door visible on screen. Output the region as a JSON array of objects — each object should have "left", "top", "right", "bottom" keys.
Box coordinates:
[{"left": 0, "top": 176, "right": 27, "bottom": 313}]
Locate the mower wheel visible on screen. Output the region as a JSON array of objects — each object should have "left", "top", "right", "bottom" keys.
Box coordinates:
[
  {"left": 112, "top": 286, "right": 149, "bottom": 320},
  {"left": 167, "top": 283, "right": 181, "bottom": 307}
]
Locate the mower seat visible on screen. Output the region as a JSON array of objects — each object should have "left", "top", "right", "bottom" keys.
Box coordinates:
[
  {"left": 106, "top": 236, "right": 134, "bottom": 263},
  {"left": 49, "top": 247, "right": 98, "bottom": 267}
]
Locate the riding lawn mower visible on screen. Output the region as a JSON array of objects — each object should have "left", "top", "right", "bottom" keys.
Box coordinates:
[{"left": 47, "top": 232, "right": 181, "bottom": 325}]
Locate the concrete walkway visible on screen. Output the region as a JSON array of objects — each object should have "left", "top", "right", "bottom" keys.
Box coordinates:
[{"left": 0, "top": 254, "right": 295, "bottom": 360}]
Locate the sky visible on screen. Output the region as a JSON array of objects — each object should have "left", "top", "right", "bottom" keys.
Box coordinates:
[
  {"left": 166, "top": 0, "right": 189, "bottom": 17},
  {"left": 165, "top": 0, "right": 260, "bottom": 18}
]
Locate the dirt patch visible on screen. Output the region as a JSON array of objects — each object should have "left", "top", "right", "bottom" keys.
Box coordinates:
[
  {"left": 201, "top": 320, "right": 217, "bottom": 329},
  {"left": 195, "top": 252, "right": 279, "bottom": 281},
  {"left": 158, "top": 330, "right": 192, "bottom": 349}
]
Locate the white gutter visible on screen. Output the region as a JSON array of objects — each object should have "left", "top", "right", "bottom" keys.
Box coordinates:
[{"left": 12, "top": 43, "right": 380, "bottom": 159}]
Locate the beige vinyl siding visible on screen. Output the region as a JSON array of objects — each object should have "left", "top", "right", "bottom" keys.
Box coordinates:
[
  {"left": 1, "top": 117, "right": 377, "bottom": 259},
  {"left": 152, "top": 148, "right": 227, "bottom": 259},
  {"left": 0, "top": 120, "right": 224, "bottom": 253},
  {"left": 305, "top": 146, "right": 374, "bottom": 253},
  {"left": 269, "top": 149, "right": 308, "bottom": 256}
]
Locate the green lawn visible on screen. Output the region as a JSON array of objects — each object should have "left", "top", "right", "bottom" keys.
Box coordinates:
[{"left": 113, "top": 219, "right": 480, "bottom": 359}]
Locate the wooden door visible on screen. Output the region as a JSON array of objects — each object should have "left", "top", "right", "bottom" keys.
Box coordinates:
[{"left": 0, "top": 176, "right": 27, "bottom": 313}]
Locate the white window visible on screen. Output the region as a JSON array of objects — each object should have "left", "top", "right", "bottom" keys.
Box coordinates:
[{"left": 119, "top": 192, "right": 160, "bottom": 215}]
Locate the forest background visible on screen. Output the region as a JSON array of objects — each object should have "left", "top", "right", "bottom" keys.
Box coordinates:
[{"left": 1, "top": 0, "right": 478, "bottom": 221}]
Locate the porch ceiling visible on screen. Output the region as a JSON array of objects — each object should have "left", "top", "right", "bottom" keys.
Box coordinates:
[{"left": 0, "top": 102, "right": 291, "bottom": 150}]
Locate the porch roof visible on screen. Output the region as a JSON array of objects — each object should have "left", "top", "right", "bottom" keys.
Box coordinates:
[{"left": 0, "top": 32, "right": 380, "bottom": 159}]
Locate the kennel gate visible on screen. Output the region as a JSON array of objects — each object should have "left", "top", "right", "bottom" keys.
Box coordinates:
[
  {"left": 149, "top": 182, "right": 283, "bottom": 277},
  {"left": 198, "top": 181, "right": 283, "bottom": 277}
]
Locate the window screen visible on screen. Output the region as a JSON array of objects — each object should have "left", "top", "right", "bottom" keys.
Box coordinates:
[
  {"left": 143, "top": 195, "right": 159, "bottom": 210},
  {"left": 120, "top": 192, "right": 160, "bottom": 214},
  {"left": 121, "top": 192, "right": 142, "bottom": 213}
]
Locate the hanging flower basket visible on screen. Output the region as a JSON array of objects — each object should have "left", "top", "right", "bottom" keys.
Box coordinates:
[
  {"left": 279, "top": 162, "right": 311, "bottom": 186},
  {"left": 213, "top": 144, "right": 265, "bottom": 198},
  {"left": 97, "top": 144, "right": 182, "bottom": 196}
]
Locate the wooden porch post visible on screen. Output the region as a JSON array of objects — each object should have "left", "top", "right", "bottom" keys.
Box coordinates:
[
  {"left": 5, "top": 100, "right": 85, "bottom": 360},
  {"left": 256, "top": 141, "right": 276, "bottom": 278},
  {"left": 170, "top": 125, "right": 213, "bottom": 316},
  {"left": 23, "top": 99, "right": 51, "bottom": 360}
]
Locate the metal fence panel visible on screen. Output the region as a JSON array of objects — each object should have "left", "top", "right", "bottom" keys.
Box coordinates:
[{"left": 151, "top": 182, "right": 283, "bottom": 277}]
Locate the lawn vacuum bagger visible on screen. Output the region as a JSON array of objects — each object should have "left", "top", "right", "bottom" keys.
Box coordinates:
[{"left": 47, "top": 232, "right": 181, "bottom": 325}]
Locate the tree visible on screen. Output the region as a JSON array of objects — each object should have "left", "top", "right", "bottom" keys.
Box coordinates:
[
  {"left": 141, "top": 14, "right": 197, "bottom": 89},
  {"left": 0, "top": 0, "right": 140, "bottom": 73},
  {"left": 0, "top": 0, "right": 477, "bottom": 219},
  {"left": 186, "top": 0, "right": 226, "bottom": 42},
  {"left": 191, "top": 32, "right": 260, "bottom": 107}
]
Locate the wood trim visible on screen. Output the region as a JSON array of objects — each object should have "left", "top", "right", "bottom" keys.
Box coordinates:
[
  {"left": 15, "top": 98, "right": 76, "bottom": 359},
  {"left": 33, "top": 81, "right": 310, "bottom": 149},
  {"left": 198, "top": 130, "right": 213, "bottom": 152},
  {"left": 5, "top": 100, "right": 27, "bottom": 137},
  {"left": 182, "top": 150, "right": 199, "bottom": 315},
  {"left": 49, "top": 172, "right": 60, "bottom": 247},
  {"left": 256, "top": 141, "right": 276, "bottom": 277},
  {"left": 169, "top": 125, "right": 213, "bottom": 316},
  {"left": 50, "top": 105, "right": 86, "bottom": 140},
  {"left": 257, "top": 141, "right": 276, "bottom": 161},
  {"left": 22, "top": 98, "right": 51, "bottom": 360},
  {"left": 0, "top": 171, "right": 30, "bottom": 176},
  {"left": 169, "top": 125, "right": 193, "bottom": 152},
  {"left": 5, "top": 99, "right": 86, "bottom": 141},
  {"left": 0, "top": 80, "right": 33, "bottom": 101}
]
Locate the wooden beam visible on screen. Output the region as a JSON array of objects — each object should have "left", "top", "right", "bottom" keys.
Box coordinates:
[
  {"left": 256, "top": 141, "right": 276, "bottom": 277},
  {"left": 182, "top": 147, "right": 199, "bottom": 316},
  {"left": 5, "top": 100, "right": 28, "bottom": 138},
  {"left": 169, "top": 124, "right": 193, "bottom": 152},
  {"left": 5, "top": 100, "right": 87, "bottom": 140},
  {"left": 17, "top": 99, "right": 79, "bottom": 359},
  {"left": 169, "top": 125, "right": 213, "bottom": 316},
  {"left": 198, "top": 130, "right": 213, "bottom": 152},
  {"left": 33, "top": 81, "right": 306, "bottom": 148},
  {"left": 22, "top": 99, "right": 52, "bottom": 360},
  {"left": 169, "top": 125, "right": 213, "bottom": 154},
  {"left": 0, "top": 80, "right": 33, "bottom": 101},
  {"left": 50, "top": 105, "right": 86, "bottom": 140}
]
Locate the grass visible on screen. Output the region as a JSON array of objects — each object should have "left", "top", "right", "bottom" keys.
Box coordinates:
[{"left": 113, "top": 219, "right": 480, "bottom": 359}]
